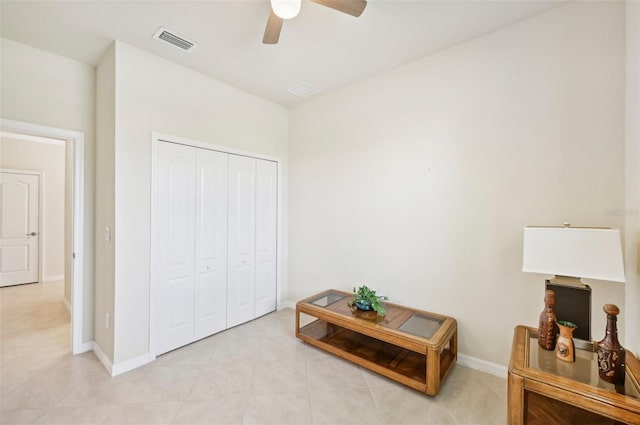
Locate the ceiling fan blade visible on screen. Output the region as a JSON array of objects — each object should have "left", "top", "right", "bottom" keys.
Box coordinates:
[
  {"left": 310, "top": 0, "right": 367, "bottom": 17},
  {"left": 263, "top": 9, "right": 283, "bottom": 44}
]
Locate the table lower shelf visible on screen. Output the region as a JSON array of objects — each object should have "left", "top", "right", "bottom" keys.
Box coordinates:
[{"left": 298, "top": 318, "right": 455, "bottom": 394}]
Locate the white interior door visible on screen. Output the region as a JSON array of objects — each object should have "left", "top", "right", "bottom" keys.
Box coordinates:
[
  {"left": 255, "top": 160, "right": 277, "bottom": 317},
  {"left": 227, "top": 155, "right": 256, "bottom": 328},
  {"left": 194, "top": 149, "right": 228, "bottom": 339},
  {"left": 0, "top": 172, "right": 39, "bottom": 287},
  {"left": 156, "top": 143, "right": 196, "bottom": 355}
]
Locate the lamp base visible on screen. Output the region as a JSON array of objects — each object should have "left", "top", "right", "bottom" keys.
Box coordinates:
[
  {"left": 550, "top": 275, "right": 586, "bottom": 288},
  {"left": 545, "top": 279, "right": 591, "bottom": 342}
]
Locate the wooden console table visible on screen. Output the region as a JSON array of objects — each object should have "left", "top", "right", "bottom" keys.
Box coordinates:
[
  {"left": 508, "top": 325, "right": 640, "bottom": 424},
  {"left": 295, "top": 289, "right": 457, "bottom": 395}
]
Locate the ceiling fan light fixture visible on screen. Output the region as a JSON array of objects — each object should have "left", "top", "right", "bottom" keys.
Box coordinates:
[{"left": 270, "top": 0, "right": 301, "bottom": 19}]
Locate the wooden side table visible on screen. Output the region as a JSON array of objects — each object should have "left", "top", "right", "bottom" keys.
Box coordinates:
[{"left": 508, "top": 325, "right": 640, "bottom": 425}]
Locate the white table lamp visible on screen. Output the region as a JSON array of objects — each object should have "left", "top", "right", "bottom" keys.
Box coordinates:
[{"left": 522, "top": 223, "right": 625, "bottom": 342}]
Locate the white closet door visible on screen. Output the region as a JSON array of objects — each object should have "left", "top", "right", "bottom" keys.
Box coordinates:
[
  {"left": 156, "top": 142, "right": 196, "bottom": 355},
  {"left": 194, "top": 149, "right": 228, "bottom": 339},
  {"left": 254, "top": 160, "right": 277, "bottom": 317},
  {"left": 227, "top": 155, "right": 256, "bottom": 328}
]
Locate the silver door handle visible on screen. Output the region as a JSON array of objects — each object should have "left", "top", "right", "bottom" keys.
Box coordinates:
[{"left": 26, "top": 232, "right": 37, "bottom": 236}]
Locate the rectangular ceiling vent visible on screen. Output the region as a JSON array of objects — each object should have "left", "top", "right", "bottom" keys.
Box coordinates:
[
  {"left": 153, "top": 27, "right": 197, "bottom": 52},
  {"left": 287, "top": 82, "right": 319, "bottom": 98}
]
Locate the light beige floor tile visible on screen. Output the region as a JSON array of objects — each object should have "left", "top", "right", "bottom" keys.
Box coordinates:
[
  {"left": 1, "top": 346, "right": 71, "bottom": 374},
  {"left": 0, "top": 408, "right": 47, "bottom": 425},
  {"left": 1, "top": 370, "right": 36, "bottom": 394},
  {"left": 446, "top": 364, "right": 504, "bottom": 384},
  {"left": 103, "top": 401, "right": 182, "bottom": 425},
  {"left": 484, "top": 375, "right": 508, "bottom": 401},
  {"left": 369, "top": 384, "right": 456, "bottom": 425},
  {"left": 437, "top": 378, "right": 507, "bottom": 425},
  {"left": 310, "top": 387, "right": 383, "bottom": 425},
  {"left": 172, "top": 396, "right": 246, "bottom": 425},
  {"left": 254, "top": 334, "right": 306, "bottom": 363},
  {"left": 307, "top": 355, "right": 367, "bottom": 390},
  {"left": 127, "top": 365, "right": 202, "bottom": 403},
  {"left": 1, "top": 374, "right": 75, "bottom": 410},
  {"left": 33, "top": 406, "right": 115, "bottom": 425},
  {"left": 188, "top": 361, "right": 255, "bottom": 400},
  {"left": 1, "top": 280, "right": 510, "bottom": 425},
  {"left": 251, "top": 357, "right": 308, "bottom": 395},
  {"left": 55, "top": 378, "right": 139, "bottom": 408},
  {"left": 303, "top": 344, "right": 333, "bottom": 360},
  {"left": 243, "top": 391, "right": 311, "bottom": 425},
  {"left": 360, "top": 367, "right": 404, "bottom": 389},
  {"left": 205, "top": 331, "right": 262, "bottom": 364}
]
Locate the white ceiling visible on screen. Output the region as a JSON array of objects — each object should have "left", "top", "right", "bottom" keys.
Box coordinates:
[{"left": 0, "top": 0, "right": 562, "bottom": 107}]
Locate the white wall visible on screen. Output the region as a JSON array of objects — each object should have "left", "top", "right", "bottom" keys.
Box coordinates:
[
  {"left": 288, "top": 1, "right": 625, "bottom": 367},
  {"left": 94, "top": 44, "right": 117, "bottom": 361},
  {"left": 109, "top": 42, "right": 288, "bottom": 365},
  {"left": 0, "top": 137, "right": 66, "bottom": 282},
  {"left": 626, "top": 0, "right": 640, "bottom": 356},
  {"left": 0, "top": 38, "right": 96, "bottom": 344}
]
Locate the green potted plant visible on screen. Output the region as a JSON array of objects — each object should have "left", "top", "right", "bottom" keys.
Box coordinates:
[{"left": 348, "top": 285, "right": 389, "bottom": 316}]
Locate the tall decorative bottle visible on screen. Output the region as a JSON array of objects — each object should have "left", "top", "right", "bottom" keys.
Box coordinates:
[
  {"left": 597, "top": 304, "right": 625, "bottom": 385},
  {"left": 538, "top": 289, "right": 558, "bottom": 351}
]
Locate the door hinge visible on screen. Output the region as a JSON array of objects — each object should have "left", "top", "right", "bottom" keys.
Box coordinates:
[{"left": 73, "top": 252, "right": 76, "bottom": 259}]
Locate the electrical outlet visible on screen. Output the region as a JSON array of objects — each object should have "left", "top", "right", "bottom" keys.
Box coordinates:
[
  {"left": 104, "top": 226, "right": 111, "bottom": 242},
  {"left": 106, "top": 312, "right": 110, "bottom": 329}
]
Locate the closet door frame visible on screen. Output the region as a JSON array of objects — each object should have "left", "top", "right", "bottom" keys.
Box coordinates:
[{"left": 149, "top": 132, "right": 282, "bottom": 360}]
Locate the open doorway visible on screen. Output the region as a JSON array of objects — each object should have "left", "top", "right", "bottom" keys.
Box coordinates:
[
  {"left": 1, "top": 136, "right": 64, "bottom": 288},
  {"left": 0, "top": 119, "right": 84, "bottom": 354}
]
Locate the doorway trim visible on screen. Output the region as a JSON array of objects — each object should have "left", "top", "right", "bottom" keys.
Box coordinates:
[{"left": 1, "top": 118, "right": 85, "bottom": 355}]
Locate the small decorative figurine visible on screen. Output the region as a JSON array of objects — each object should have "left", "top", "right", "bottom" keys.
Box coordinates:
[
  {"left": 538, "top": 289, "right": 558, "bottom": 350},
  {"left": 597, "top": 304, "right": 626, "bottom": 385},
  {"left": 556, "top": 321, "right": 577, "bottom": 362}
]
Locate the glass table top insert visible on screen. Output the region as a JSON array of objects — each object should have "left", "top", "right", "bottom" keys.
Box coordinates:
[{"left": 529, "top": 335, "right": 639, "bottom": 399}]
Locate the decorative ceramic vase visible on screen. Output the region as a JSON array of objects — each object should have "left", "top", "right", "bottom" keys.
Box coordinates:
[
  {"left": 597, "top": 304, "right": 626, "bottom": 385},
  {"left": 555, "top": 321, "right": 577, "bottom": 362},
  {"left": 538, "top": 290, "right": 558, "bottom": 351}
]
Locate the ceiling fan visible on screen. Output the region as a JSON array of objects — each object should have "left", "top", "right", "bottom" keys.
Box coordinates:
[{"left": 263, "top": 0, "right": 367, "bottom": 44}]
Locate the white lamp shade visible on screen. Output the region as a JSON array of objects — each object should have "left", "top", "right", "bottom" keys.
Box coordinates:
[
  {"left": 271, "top": 0, "right": 301, "bottom": 19},
  {"left": 522, "top": 226, "right": 625, "bottom": 283}
]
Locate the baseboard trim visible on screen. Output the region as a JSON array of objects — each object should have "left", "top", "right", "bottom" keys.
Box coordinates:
[
  {"left": 63, "top": 297, "right": 71, "bottom": 313},
  {"left": 278, "top": 300, "right": 296, "bottom": 310},
  {"left": 91, "top": 342, "right": 114, "bottom": 375},
  {"left": 89, "top": 342, "right": 154, "bottom": 377},
  {"left": 77, "top": 341, "right": 94, "bottom": 354},
  {"left": 43, "top": 275, "right": 65, "bottom": 282},
  {"left": 111, "top": 353, "right": 154, "bottom": 377},
  {"left": 457, "top": 353, "right": 508, "bottom": 378}
]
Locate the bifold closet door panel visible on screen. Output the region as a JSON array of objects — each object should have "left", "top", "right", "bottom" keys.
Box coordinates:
[
  {"left": 194, "top": 149, "right": 228, "bottom": 339},
  {"left": 227, "top": 155, "right": 256, "bottom": 328},
  {"left": 156, "top": 142, "right": 197, "bottom": 355},
  {"left": 255, "top": 160, "right": 278, "bottom": 317}
]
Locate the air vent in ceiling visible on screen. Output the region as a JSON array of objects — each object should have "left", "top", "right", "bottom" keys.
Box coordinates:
[
  {"left": 152, "top": 27, "right": 197, "bottom": 52},
  {"left": 287, "top": 82, "right": 319, "bottom": 98}
]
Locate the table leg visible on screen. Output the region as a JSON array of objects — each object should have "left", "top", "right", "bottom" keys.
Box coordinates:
[
  {"left": 426, "top": 346, "right": 441, "bottom": 396},
  {"left": 508, "top": 371, "right": 525, "bottom": 425}
]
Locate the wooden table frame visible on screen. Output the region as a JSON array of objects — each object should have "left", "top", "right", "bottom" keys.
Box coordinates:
[
  {"left": 508, "top": 325, "right": 640, "bottom": 424},
  {"left": 295, "top": 289, "right": 457, "bottom": 396}
]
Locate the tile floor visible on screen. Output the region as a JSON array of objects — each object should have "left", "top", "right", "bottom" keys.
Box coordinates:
[{"left": 0, "top": 281, "right": 508, "bottom": 424}]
